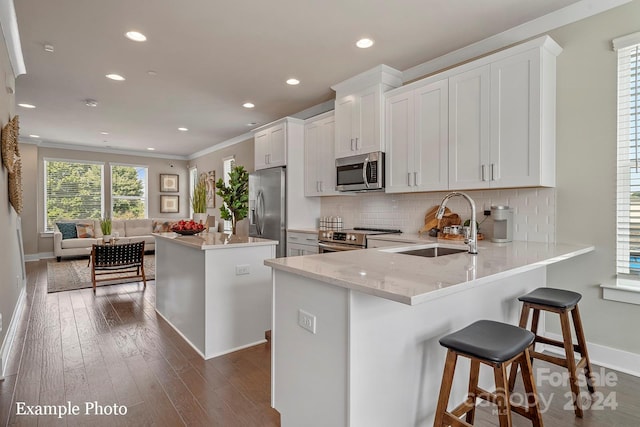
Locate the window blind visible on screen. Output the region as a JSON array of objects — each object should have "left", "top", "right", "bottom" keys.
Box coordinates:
[
  {"left": 616, "top": 35, "right": 640, "bottom": 276},
  {"left": 45, "top": 159, "right": 104, "bottom": 231}
]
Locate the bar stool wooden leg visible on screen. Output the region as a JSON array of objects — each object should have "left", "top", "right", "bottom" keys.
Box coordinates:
[
  {"left": 434, "top": 350, "right": 458, "bottom": 427},
  {"left": 509, "top": 304, "right": 532, "bottom": 391},
  {"left": 571, "top": 305, "right": 596, "bottom": 394},
  {"left": 466, "top": 359, "right": 480, "bottom": 424},
  {"left": 560, "top": 310, "right": 583, "bottom": 418},
  {"left": 494, "top": 364, "right": 513, "bottom": 427},
  {"left": 519, "top": 349, "right": 543, "bottom": 427}
]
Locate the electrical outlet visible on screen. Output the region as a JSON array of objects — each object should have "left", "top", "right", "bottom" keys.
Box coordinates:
[
  {"left": 235, "top": 265, "right": 250, "bottom": 275},
  {"left": 484, "top": 209, "right": 491, "bottom": 216},
  {"left": 298, "top": 309, "right": 316, "bottom": 334}
]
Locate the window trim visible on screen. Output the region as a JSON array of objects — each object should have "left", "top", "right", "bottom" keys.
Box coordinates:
[
  {"left": 43, "top": 157, "right": 105, "bottom": 232},
  {"left": 110, "top": 162, "right": 149, "bottom": 219},
  {"left": 222, "top": 156, "right": 235, "bottom": 232}
]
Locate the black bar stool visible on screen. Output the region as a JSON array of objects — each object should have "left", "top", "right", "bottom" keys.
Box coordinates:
[
  {"left": 434, "top": 320, "right": 543, "bottom": 427},
  {"left": 509, "top": 287, "right": 595, "bottom": 417}
]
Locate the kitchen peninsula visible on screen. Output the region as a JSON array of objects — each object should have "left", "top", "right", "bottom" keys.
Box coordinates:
[
  {"left": 265, "top": 239, "right": 593, "bottom": 427},
  {"left": 154, "top": 232, "right": 277, "bottom": 359}
]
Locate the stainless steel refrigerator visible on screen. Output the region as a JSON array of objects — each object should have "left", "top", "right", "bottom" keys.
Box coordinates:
[{"left": 249, "top": 167, "right": 286, "bottom": 258}]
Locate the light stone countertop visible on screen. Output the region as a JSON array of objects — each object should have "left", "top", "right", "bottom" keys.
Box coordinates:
[
  {"left": 265, "top": 240, "right": 594, "bottom": 305},
  {"left": 287, "top": 228, "right": 319, "bottom": 234},
  {"left": 154, "top": 232, "right": 278, "bottom": 250}
]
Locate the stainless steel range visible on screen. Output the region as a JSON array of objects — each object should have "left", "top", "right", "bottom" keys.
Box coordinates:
[{"left": 317, "top": 227, "right": 402, "bottom": 253}]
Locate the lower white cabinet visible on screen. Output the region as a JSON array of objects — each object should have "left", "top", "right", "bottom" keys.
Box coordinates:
[
  {"left": 304, "top": 111, "right": 338, "bottom": 196},
  {"left": 287, "top": 231, "right": 319, "bottom": 256}
]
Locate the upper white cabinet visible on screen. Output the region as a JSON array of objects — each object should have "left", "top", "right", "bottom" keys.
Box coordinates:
[
  {"left": 254, "top": 122, "right": 286, "bottom": 170},
  {"left": 448, "top": 36, "right": 561, "bottom": 189},
  {"left": 332, "top": 65, "right": 403, "bottom": 159},
  {"left": 385, "top": 79, "right": 449, "bottom": 193},
  {"left": 305, "top": 111, "right": 338, "bottom": 196}
]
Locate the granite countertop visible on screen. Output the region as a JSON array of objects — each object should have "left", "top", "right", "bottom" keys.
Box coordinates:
[
  {"left": 154, "top": 232, "right": 278, "bottom": 250},
  {"left": 265, "top": 240, "right": 594, "bottom": 305}
]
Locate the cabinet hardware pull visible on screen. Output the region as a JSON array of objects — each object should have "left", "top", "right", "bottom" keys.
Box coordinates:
[
  {"left": 414, "top": 171, "right": 418, "bottom": 186},
  {"left": 350, "top": 138, "right": 355, "bottom": 151},
  {"left": 481, "top": 164, "right": 486, "bottom": 181},
  {"left": 355, "top": 137, "right": 360, "bottom": 150},
  {"left": 265, "top": 154, "right": 268, "bottom": 165},
  {"left": 491, "top": 163, "right": 495, "bottom": 181},
  {"left": 408, "top": 172, "right": 412, "bottom": 186},
  {"left": 319, "top": 181, "right": 323, "bottom": 192}
]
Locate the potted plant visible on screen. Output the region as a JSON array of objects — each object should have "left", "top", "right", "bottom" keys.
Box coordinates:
[
  {"left": 100, "top": 216, "right": 112, "bottom": 243},
  {"left": 191, "top": 175, "right": 209, "bottom": 225},
  {"left": 215, "top": 165, "right": 249, "bottom": 234}
]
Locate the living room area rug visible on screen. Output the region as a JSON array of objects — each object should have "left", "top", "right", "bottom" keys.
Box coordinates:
[{"left": 47, "top": 254, "right": 155, "bottom": 293}]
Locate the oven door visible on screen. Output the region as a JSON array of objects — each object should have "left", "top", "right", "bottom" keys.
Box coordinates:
[{"left": 318, "top": 242, "right": 363, "bottom": 253}]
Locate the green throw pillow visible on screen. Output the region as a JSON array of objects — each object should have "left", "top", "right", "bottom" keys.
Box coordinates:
[{"left": 56, "top": 222, "right": 78, "bottom": 239}]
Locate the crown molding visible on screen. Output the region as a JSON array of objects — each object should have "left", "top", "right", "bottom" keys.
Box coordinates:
[
  {"left": 0, "top": 0, "right": 25, "bottom": 77},
  {"left": 19, "top": 138, "right": 188, "bottom": 160},
  {"left": 187, "top": 132, "right": 253, "bottom": 161}
]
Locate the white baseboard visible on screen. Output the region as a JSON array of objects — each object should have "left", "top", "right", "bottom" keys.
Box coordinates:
[
  {"left": 24, "top": 252, "right": 54, "bottom": 262},
  {"left": 0, "top": 287, "right": 26, "bottom": 379},
  {"left": 545, "top": 332, "right": 640, "bottom": 378}
]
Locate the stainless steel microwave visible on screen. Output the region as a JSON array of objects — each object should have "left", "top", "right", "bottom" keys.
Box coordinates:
[{"left": 335, "top": 151, "right": 384, "bottom": 192}]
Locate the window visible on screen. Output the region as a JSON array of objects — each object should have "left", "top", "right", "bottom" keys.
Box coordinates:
[
  {"left": 222, "top": 156, "right": 235, "bottom": 231},
  {"left": 111, "top": 164, "right": 148, "bottom": 219},
  {"left": 44, "top": 159, "right": 104, "bottom": 231},
  {"left": 616, "top": 33, "right": 640, "bottom": 278},
  {"left": 189, "top": 167, "right": 198, "bottom": 218}
]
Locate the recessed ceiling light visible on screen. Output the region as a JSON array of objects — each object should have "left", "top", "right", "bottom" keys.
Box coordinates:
[
  {"left": 100, "top": 131, "right": 109, "bottom": 135},
  {"left": 147, "top": 70, "right": 157, "bottom": 76},
  {"left": 18, "top": 103, "right": 36, "bottom": 109},
  {"left": 243, "top": 102, "right": 255, "bottom": 109},
  {"left": 106, "top": 74, "right": 125, "bottom": 81},
  {"left": 125, "top": 31, "right": 147, "bottom": 42},
  {"left": 286, "top": 78, "right": 300, "bottom": 85},
  {"left": 147, "top": 147, "right": 155, "bottom": 151},
  {"left": 85, "top": 99, "right": 98, "bottom": 107},
  {"left": 356, "top": 38, "right": 374, "bottom": 48},
  {"left": 247, "top": 122, "right": 257, "bottom": 126},
  {"left": 29, "top": 134, "right": 40, "bottom": 138},
  {"left": 178, "top": 127, "right": 188, "bottom": 131}
]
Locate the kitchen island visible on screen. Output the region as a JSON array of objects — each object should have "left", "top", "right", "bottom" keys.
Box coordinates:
[
  {"left": 265, "top": 239, "right": 593, "bottom": 427},
  {"left": 154, "top": 232, "right": 277, "bottom": 359}
]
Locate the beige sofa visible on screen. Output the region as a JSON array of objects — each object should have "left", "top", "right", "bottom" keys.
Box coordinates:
[{"left": 53, "top": 218, "right": 179, "bottom": 261}]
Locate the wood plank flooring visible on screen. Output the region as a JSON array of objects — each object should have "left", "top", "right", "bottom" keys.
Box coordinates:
[{"left": 1, "top": 259, "right": 639, "bottom": 426}]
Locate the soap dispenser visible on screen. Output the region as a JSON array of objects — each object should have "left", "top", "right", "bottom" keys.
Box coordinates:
[{"left": 491, "top": 206, "right": 513, "bottom": 243}]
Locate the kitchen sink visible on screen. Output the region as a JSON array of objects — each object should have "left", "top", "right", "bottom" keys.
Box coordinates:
[{"left": 382, "top": 245, "right": 468, "bottom": 257}]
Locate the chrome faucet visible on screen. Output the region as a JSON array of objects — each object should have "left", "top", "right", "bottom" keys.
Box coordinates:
[{"left": 436, "top": 191, "right": 478, "bottom": 254}]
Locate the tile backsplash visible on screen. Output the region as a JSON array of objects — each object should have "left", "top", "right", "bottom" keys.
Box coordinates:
[{"left": 320, "top": 188, "right": 556, "bottom": 243}]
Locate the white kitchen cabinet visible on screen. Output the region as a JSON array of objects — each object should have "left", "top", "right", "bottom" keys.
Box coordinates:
[
  {"left": 385, "top": 79, "right": 449, "bottom": 193},
  {"left": 305, "top": 111, "right": 338, "bottom": 196},
  {"left": 287, "top": 231, "right": 319, "bottom": 256},
  {"left": 332, "top": 65, "right": 403, "bottom": 159},
  {"left": 448, "top": 36, "right": 561, "bottom": 189},
  {"left": 254, "top": 122, "right": 286, "bottom": 170}
]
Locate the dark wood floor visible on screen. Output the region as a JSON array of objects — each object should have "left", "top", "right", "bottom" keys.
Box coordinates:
[{"left": 1, "top": 259, "right": 639, "bottom": 426}]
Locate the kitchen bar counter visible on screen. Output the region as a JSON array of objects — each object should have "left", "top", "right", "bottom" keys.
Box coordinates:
[
  {"left": 265, "top": 239, "right": 593, "bottom": 305},
  {"left": 154, "top": 232, "right": 277, "bottom": 359},
  {"left": 267, "top": 240, "right": 593, "bottom": 427}
]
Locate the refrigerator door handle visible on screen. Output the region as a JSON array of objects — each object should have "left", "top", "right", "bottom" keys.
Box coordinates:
[{"left": 256, "top": 190, "right": 266, "bottom": 235}]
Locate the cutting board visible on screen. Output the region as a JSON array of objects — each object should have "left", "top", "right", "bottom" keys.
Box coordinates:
[{"left": 419, "top": 206, "right": 461, "bottom": 235}]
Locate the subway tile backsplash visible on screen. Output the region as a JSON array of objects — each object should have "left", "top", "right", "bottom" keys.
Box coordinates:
[{"left": 320, "top": 188, "right": 556, "bottom": 243}]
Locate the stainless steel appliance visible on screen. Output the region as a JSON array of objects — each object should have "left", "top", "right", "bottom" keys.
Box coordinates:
[
  {"left": 336, "top": 151, "right": 384, "bottom": 192},
  {"left": 249, "top": 167, "right": 286, "bottom": 258},
  {"left": 491, "top": 205, "right": 513, "bottom": 243},
  {"left": 318, "top": 227, "right": 401, "bottom": 253}
]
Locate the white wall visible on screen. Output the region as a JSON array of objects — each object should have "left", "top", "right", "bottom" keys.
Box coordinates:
[{"left": 545, "top": 1, "right": 640, "bottom": 355}]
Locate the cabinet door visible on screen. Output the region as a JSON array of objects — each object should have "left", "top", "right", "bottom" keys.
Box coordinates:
[
  {"left": 304, "top": 121, "right": 322, "bottom": 196},
  {"left": 448, "top": 65, "right": 491, "bottom": 189},
  {"left": 356, "top": 86, "right": 380, "bottom": 153},
  {"left": 414, "top": 79, "right": 449, "bottom": 191},
  {"left": 335, "top": 95, "right": 356, "bottom": 158},
  {"left": 490, "top": 49, "right": 540, "bottom": 187},
  {"left": 254, "top": 130, "right": 269, "bottom": 170},
  {"left": 318, "top": 116, "right": 337, "bottom": 195},
  {"left": 268, "top": 123, "right": 286, "bottom": 167},
  {"left": 385, "top": 91, "right": 414, "bottom": 193}
]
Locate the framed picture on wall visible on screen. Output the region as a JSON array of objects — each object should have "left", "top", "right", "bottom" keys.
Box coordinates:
[
  {"left": 160, "top": 173, "right": 179, "bottom": 192},
  {"left": 160, "top": 195, "right": 179, "bottom": 213}
]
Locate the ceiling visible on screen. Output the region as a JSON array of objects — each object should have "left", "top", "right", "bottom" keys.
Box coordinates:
[{"left": 13, "top": 0, "right": 594, "bottom": 158}]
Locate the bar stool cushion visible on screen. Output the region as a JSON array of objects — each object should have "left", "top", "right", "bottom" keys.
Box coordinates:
[
  {"left": 518, "top": 287, "right": 582, "bottom": 308},
  {"left": 439, "top": 320, "right": 535, "bottom": 363}
]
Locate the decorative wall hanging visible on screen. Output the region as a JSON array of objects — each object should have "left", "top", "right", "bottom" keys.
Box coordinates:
[
  {"left": 160, "top": 173, "right": 179, "bottom": 192},
  {"left": 160, "top": 195, "right": 179, "bottom": 213},
  {"left": 2, "top": 115, "right": 23, "bottom": 214},
  {"left": 1, "top": 115, "right": 19, "bottom": 173},
  {"left": 201, "top": 170, "right": 216, "bottom": 208}
]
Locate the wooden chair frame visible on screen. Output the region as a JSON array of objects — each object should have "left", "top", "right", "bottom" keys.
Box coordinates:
[{"left": 91, "top": 241, "right": 147, "bottom": 293}]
